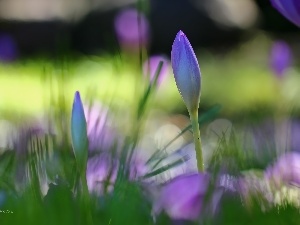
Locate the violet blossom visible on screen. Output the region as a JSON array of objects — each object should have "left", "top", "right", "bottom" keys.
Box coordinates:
[
  {"left": 171, "top": 30, "right": 201, "bottom": 114},
  {"left": 271, "top": 0, "right": 300, "bottom": 27},
  {"left": 86, "top": 152, "right": 148, "bottom": 195},
  {"left": 143, "top": 55, "right": 170, "bottom": 86},
  {"left": 153, "top": 173, "right": 211, "bottom": 220},
  {"left": 84, "top": 102, "right": 117, "bottom": 152},
  {"left": 269, "top": 41, "right": 292, "bottom": 78},
  {"left": 114, "top": 8, "right": 150, "bottom": 51},
  {"left": 265, "top": 152, "right": 300, "bottom": 187}
]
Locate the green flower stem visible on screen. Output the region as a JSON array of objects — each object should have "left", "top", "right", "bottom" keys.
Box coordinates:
[
  {"left": 80, "top": 170, "right": 94, "bottom": 225},
  {"left": 190, "top": 110, "right": 204, "bottom": 172}
]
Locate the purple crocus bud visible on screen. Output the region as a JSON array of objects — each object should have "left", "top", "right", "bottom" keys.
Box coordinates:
[
  {"left": 143, "top": 55, "right": 170, "bottom": 86},
  {"left": 71, "top": 91, "right": 88, "bottom": 172},
  {"left": 153, "top": 173, "right": 209, "bottom": 220},
  {"left": 265, "top": 152, "right": 300, "bottom": 187},
  {"left": 114, "top": 8, "right": 150, "bottom": 51},
  {"left": 271, "top": 0, "right": 300, "bottom": 27},
  {"left": 269, "top": 41, "right": 292, "bottom": 78},
  {"left": 171, "top": 31, "right": 201, "bottom": 114},
  {"left": 0, "top": 34, "right": 18, "bottom": 62}
]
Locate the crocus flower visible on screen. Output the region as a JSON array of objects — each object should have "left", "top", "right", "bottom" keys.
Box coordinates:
[
  {"left": 153, "top": 173, "right": 210, "bottom": 220},
  {"left": 143, "top": 55, "right": 170, "bottom": 86},
  {"left": 265, "top": 152, "right": 300, "bottom": 187},
  {"left": 86, "top": 153, "right": 118, "bottom": 195},
  {"left": 269, "top": 41, "right": 292, "bottom": 78},
  {"left": 271, "top": 0, "right": 300, "bottom": 27},
  {"left": 84, "top": 102, "right": 117, "bottom": 152},
  {"left": 86, "top": 152, "right": 148, "bottom": 195},
  {"left": 114, "top": 8, "right": 150, "bottom": 51},
  {"left": 12, "top": 123, "right": 49, "bottom": 186},
  {"left": 0, "top": 33, "right": 18, "bottom": 62},
  {"left": 171, "top": 30, "right": 201, "bottom": 114},
  {"left": 71, "top": 91, "right": 88, "bottom": 172},
  {"left": 171, "top": 30, "right": 203, "bottom": 172}
]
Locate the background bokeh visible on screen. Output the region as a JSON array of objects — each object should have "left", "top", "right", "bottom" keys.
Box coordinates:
[{"left": 0, "top": 0, "right": 299, "bottom": 120}]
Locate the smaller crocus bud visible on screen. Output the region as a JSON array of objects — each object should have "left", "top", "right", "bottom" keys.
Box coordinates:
[
  {"left": 171, "top": 30, "right": 201, "bottom": 114},
  {"left": 71, "top": 91, "right": 88, "bottom": 172},
  {"left": 269, "top": 41, "right": 292, "bottom": 78},
  {"left": 271, "top": 0, "right": 300, "bottom": 27}
]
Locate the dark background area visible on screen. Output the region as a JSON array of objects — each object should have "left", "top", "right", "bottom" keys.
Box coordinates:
[{"left": 0, "top": 0, "right": 299, "bottom": 58}]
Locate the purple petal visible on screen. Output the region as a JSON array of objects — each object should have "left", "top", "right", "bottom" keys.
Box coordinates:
[
  {"left": 83, "top": 102, "right": 117, "bottom": 152},
  {"left": 86, "top": 154, "right": 118, "bottom": 195},
  {"left": 86, "top": 152, "right": 148, "bottom": 195},
  {"left": 153, "top": 173, "right": 209, "bottom": 220},
  {"left": 265, "top": 152, "right": 300, "bottom": 187},
  {"left": 143, "top": 55, "right": 170, "bottom": 85},
  {"left": 271, "top": 0, "right": 300, "bottom": 27},
  {"left": 269, "top": 41, "right": 292, "bottom": 78},
  {"left": 114, "top": 8, "right": 150, "bottom": 50}
]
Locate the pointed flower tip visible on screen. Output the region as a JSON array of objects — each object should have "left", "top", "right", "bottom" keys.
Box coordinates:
[
  {"left": 175, "top": 30, "right": 187, "bottom": 43},
  {"left": 171, "top": 30, "right": 201, "bottom": 114},
  {"left": 73, "top": 91, "right": 81, "bottom": 104},
  {"left": 75, "top": 90, "right": 80, "bottom": 97},
  {"left": 177, "top": 30, "right": 184, "bottom": 37}
]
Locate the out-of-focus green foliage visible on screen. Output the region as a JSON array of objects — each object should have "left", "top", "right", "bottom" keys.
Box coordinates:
[{"left": 0, "top": 34, "right": 299, "bottom": 119}]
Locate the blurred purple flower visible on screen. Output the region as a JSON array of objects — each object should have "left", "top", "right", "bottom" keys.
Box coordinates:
[
  {"left": 237, "top": 172, "right": 274, "bottom": 209},
  {"left": 84, "top": 102, "right": 117, "bottom": 152},
  {"left": 153, "top": 173, "right": 211, "bottom": 220},
  {"left": 171, "top": 30, "right": 201, "bottom": 114},
  {"left": 218, "top": 174, "right": 239, "bottom": 192},
  {"left": 271, "top": 0, "right": 300, "bottom": 27},
  {"left": 86, "top": 152, "right": 148, "bottom": 195},
  {"left": 114, "top": 8, "right": 150, "bottom": 51},
  {"left": 11, "top": 121, "right": 53, "bottom": 194},
  {"left": 265, "top": 152, "right": 300, "bottom": 187},
  {"left": 269, "top": 41, "right": 292, "bottom": 78},
  {"left": 86, "top": 153, "right": 118, "bottom": 195},
  {"left": 0, "top": 34, "right": 18, "bottom": 62},
  {"left": 243, "top": 120, "right": 276, "bottom": 157},
  {"left": 143, "top": 55, "right": 170, "bottom": 86},
  {"left": 290, "top": 120, "right": 300, "bottom": 152}
]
